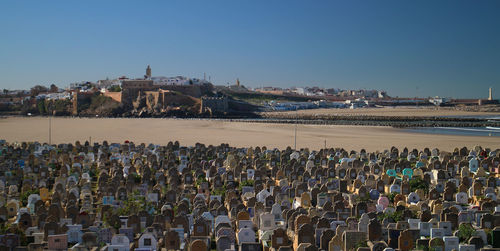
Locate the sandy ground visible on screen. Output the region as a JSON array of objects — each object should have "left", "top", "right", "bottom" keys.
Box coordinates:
[
  {"left": 262, "top": 107, "right": 500, "bottom": 117},
  {"left": 0, "top": 117, "right": 498, "bottom": 152}
]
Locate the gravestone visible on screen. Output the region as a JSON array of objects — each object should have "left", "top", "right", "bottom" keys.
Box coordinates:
[
  {"left": 407, "top": 219, "right": 420, "bottom": 230},
  {"left": 164, "top": 231, "right": 181, "bottom": 250},
  {"left": 359, "top": 214, "right": 370, "bottom": 233},
  {"left": 217, "top": 227, "right": 235, "bottom": 245},
  {"left": 443, "top": 236, "right": 459, "bottom": 251},
  {"left": 271, "top": 203, "right": 282, "bottom": 221},
  {"left": 193, "top": 218, "right": 210, "bottom": 237},
  {"left": 190, "top": 239, "right": 208, "bottom": 251},
  {"left": 492, "top": 227, "right": 500, "bottom": 248},
  {"left": 368, "top": 219, "right": 382, "bottom": 241},
  {"left": 272, "top": 228, "right": 289, "bottom": 250},
  {"left": 458, "top": 244, "right": 475, "bottom": 251},
  {"left": 430, "top": 228, "right": 444, "bottom": 239},
  {"left": 429, "top": 237, "right": 445, "bottom": 251},
  {"left": 238, "top": 220, "right": 253, "bottom": 230},
  {"left": 237, "top": 228, "right": 256, "bottom": 245},
  {"left": 467, "top": 236, "right": 484, "bottom": 250},
  {"left": 260, "top": 213, "right": 275, "bottom": 231},
  {"left": 119, "top": 228, "right": 134, "bottom": 242},
  {"left": 320, "top": 229, "right": 335, "bottom": 251},
  {"left": 398, "top": 230, "right": 414, "bottom": 251},
  {"left": 47, "top": 234, "right": 67, "bottom": 250},
  {"left": 480, "top": 213, "right": 495, "bottom": 229},
  {"left": 240, "top": 242, "right": 263, "bottom": 251},
  {"left": 216, "top": 236, "right": 232, "bottom": 251},
  {"left": 343, "top": 231, "right": 368, "bottom": 251},
  {"left": 66, "top": 225, "right": 83, "bottom": 243},
  {"left": 81, "top": 232, "right": 98, "bottom": 248},
  {"left": 438, "top": 221, "right": 452, "bottom": 236},
  {"left": 294, "top": 224, "right": 315, "bottom": 249},
  {"left": 296, "top": 243, "right": 318, "bottom": 251}
]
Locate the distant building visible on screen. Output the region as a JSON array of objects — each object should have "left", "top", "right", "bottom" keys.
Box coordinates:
[
  {"left": 476, "top": 87, "right": 499, "bottom": 105},
  {"left": 0, "top": 96, "right": 25, "bottom": 106},
  {"left": 152, "top": 76, "right": 187, "bottom": 85},
  {"left": 71, "top": 90, "right": 96, "bottom": 115},
  {"left": 151, "top": 76, "right": 208, "bottom": 86},
  {"left": 69, "top": 82, "right": 95, "bottom": 91},
  {"left": 121, "top": 80, "right": 154, "bottom": 89},
  {"left": 97, "top": 79, "right": 121, "bottom": 88},
  {"left": 378, "top": 90, "right": 387, "bottom": 98},
  {"left": 429, "top": 97, "right": 448, "bottom": 106},
  {"left": 255, "top": 87, "right": 284, "bottom": 95},
  {"left": 292, "top": 88, "right": 305, "bottom": 95},
  {"left": 200, "top": 96, "right": 228, "bottom": 114},
  {"left": 345, "top": 98, "right": 369, "bottom": 109},
  {"left": 44, "top": 92, "right": 72, "bottom": 101},
  {"left": 120, "top": 80, "right": 155, "bottom": 107}
]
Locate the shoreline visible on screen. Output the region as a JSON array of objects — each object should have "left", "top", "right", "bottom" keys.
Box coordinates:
[
  {"left": 1, "top": 116, "right": 499, "bottom": 152},
  {"left": 2, "top": 112, "right": 500, "bottom": 128}
]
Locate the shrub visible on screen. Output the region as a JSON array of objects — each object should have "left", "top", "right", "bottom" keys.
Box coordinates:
[
  {"left": 108, "top": 85, "right": 121, "bottom": 92},
  {"left": 409, "top": 177, "right": 429, "bottom": 193},
  {"left": 377, "top": 209, "right": 403, "bottom": 222},
  {"left": 20, "top": 189, "right": 39, "bottom": 206},
  {"left": 457, "top": 223, "right": 476, "bottom": 243}
]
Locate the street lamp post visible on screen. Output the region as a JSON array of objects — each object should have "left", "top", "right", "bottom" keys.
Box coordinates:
[
  {"left": 294, "top": 107, "right": 298, "bottom": 150},
  {"left": 49, "top": 115, "right": 52, "bottom": 145}
]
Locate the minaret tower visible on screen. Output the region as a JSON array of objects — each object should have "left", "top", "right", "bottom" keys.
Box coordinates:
[{"left": 146, "top": 65, "right": 152, "bottom": 79}]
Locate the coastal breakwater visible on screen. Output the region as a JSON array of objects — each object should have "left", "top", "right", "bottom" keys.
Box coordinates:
[{"left": 257, "top": 113, "right": 500, "bottom": 128}]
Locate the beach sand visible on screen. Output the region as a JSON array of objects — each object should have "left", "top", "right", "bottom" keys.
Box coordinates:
[
  {"left": 0, "top": 116, "right": 498, "bottom": 152},
  {"left": 261, "top": 107, "right": 500, "bottom": 117}
]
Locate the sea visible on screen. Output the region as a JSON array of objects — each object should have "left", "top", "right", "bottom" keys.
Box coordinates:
[
  {"left": 405, "top": 127, "right": 500, "bottom": 137},
  {"left": 404, "top": 115, "right": 500, "bottom": 137}
]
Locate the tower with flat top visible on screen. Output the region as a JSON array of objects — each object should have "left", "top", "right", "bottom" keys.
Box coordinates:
[
  {"left": 488, "top": 87, "right": 493, "bottom": 100},
  {"left": 146, "top": 65, "right": 151, "bottom": 79}
]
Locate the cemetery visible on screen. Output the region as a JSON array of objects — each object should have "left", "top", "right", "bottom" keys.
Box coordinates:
[{"left": 0, "top": 139, "right": 498, "bottom": 251}]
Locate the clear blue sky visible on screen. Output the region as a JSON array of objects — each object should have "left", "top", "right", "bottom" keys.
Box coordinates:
[{"left": 1, "top": 1, "right": 499, "bottom": 98}]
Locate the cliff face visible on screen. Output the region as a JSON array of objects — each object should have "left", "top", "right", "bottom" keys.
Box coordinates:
[{"left": 79, "top": 95, "right": 122, "bottom": 116}]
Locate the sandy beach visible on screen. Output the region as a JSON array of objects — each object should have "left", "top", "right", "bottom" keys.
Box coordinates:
[
  {"left": 0, "top": 116, "right": 498, "bottom": 152},
  {"left": 262, "top": 107, "right": 500, "bottom": 117}
]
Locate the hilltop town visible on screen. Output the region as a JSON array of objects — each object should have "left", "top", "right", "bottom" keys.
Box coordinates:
[{"left": 1, "top": 66, "right": 498, "bottom": 120}]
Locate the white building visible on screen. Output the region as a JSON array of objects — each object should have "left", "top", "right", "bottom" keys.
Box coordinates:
[
  {"left": 429, "top": 97, "right": 448, "bottom": 106},
  {"left": 345, "top": 98, "right": 368, "bottom": 109},
  {"left": 291, "top": 87, "right": 305, "bottom": 95},
  {"left": 36, "top": 91, "right": 72, "bottom": 100},
  {"left": 151, "top": 76, "right": 209, "bottom": 86},
  {"left": 97, "top": 79, "right": 121, "bottom": 88}
]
